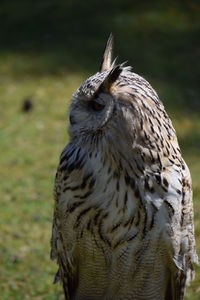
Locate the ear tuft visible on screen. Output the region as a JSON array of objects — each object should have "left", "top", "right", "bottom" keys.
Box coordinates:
[
  {"left": 99, "top": 33, "right": 114, "bottom": 72},
  {"left": 95, "top": 65, "right": 122, "bottom": 96},
  {"left": 106, "top": 65, "right": 122, "bottom": 86}
]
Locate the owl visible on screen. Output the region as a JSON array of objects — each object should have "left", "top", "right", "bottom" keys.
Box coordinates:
[{"left": 50, "top": 34, "right": 198, "bottom": 300}]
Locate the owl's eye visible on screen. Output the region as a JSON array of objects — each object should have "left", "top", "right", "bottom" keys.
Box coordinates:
[{"left": 90, "top": 100, "right": 105, "bottom": 112}]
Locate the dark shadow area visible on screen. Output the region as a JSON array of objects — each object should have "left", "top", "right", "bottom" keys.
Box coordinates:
[
  {"left": 0, "top": 0, "right": 200, "bottom": 112},
  {"left": 179, "top": 132, "right": 200, "bottom": 156}
]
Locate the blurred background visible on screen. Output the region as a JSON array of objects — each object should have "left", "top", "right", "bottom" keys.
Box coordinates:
[{"left": 0, "top": 0, "right": 200, "bottom": 299}]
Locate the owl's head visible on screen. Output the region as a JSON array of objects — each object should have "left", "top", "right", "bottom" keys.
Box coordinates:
[{"left": 69, "top": 34, "right": 170, "bottom": 154}]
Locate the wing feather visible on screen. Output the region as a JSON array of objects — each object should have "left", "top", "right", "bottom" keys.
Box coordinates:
[
  {"left": 50, "top": 166, "right": 78, "bottom": 299},
  {"left": 166, "top": 161, "right": 198, "bottom": 299}
]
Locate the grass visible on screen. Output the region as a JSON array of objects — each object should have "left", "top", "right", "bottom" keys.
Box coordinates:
[{"left": 0, "top": 1, "right": 200, "bottom": 299}]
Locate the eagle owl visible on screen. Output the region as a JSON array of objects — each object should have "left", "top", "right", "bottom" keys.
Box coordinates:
[{"left": 51, "top": 34, "right": 198, "bottom": 300}]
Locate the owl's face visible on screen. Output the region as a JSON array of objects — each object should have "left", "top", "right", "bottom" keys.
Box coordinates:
[
  {"left": 69, "top": 71, "right": 115, "bottom": 136},
  {"left": 68, "top": 34, "right": 165, "bottom": 155},
  {"left": 69, "top": 71, "right": 138, "bottom": 147}
]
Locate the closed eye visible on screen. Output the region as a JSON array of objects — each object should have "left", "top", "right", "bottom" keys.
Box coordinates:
[{"left": 90, "top": 100, "right": 105, "bottom": 112}]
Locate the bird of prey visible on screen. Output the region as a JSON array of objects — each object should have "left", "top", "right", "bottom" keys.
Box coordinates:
[{"left": 51, "top": 34, "right": 198, "bottom": 300}]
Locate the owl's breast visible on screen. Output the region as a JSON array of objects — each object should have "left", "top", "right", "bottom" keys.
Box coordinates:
[{"left": 56, "top": 145, "right": 176, "bottom": 299}]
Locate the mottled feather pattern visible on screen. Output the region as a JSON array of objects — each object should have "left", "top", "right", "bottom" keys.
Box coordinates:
[{"left": 51, "top": 35, "right": 198, "bottom": 300}]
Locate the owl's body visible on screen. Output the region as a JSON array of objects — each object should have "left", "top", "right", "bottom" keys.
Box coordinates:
[{"left": 51, "top": 35, "right": 198, "bottom": 299}]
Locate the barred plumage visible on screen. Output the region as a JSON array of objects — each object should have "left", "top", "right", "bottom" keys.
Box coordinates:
[{"left": 51, "top": 34, "right": 198, "bottom": 300}]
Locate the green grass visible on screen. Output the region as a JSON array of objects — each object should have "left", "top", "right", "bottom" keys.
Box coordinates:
[{"left": 0, "top": 1, "right": 200, "bottom": 299}]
